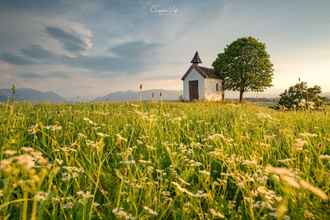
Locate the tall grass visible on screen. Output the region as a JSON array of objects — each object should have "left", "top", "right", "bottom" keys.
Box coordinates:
[{"left": 0, "top": 102, "right": 329, "bottom": 219}]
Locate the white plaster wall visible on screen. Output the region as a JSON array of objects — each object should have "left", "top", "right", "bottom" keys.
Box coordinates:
[
  {"left": 183, "top": 68, "right": 205, "bottom": 100},
  {"left": 204, "top": 78, "right": 223, "bottom": 101}
]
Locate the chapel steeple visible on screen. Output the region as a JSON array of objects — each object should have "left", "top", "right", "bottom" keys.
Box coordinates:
[{"left": 190, "top": 51, "right": 202, "bottom": 65}]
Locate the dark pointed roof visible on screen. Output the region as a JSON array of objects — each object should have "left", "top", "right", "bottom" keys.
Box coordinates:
[
  {"left": 190, "top": 51, "right": 202, "bottom": 64},
  {"left": 181, "top": 65, "right": 222, "bottom": 80}
]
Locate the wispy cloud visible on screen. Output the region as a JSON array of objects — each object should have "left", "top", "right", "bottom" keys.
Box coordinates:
[
  {"left": 0, "top": 52, "right": 36, "bottom": 65},
  {"left": 21, "top": 44, "right": 57, "bottom": 59},
  {"left": 0, "top": 40, "right": 161, "bottom": 75},
  {"left": 45, "top": 25, "right": 93, "bottom": 56},
  {"left": 18, "top": 71, "right": 70, "bottom": 80},
  {"left": 67, "top": 40, "right": 161, "bottom": 73}
]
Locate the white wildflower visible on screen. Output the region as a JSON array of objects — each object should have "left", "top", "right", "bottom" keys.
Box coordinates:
[
  {"left": 171, "top": 182, "right": 207, "bottom": 198},
  {"left": 34, "top": 191, "right": 49, "bottom": 201},
  {"left": 209, "top": 208, "right": 225, "bottom": 219},
  {"left": 63, "top": 202, "right": 74, "bottom": 209},
  {"left": 143, "top": 206, "right": 158, "bottom": 216},
  {"left": 242, "top": 159, "right": 258, "bottom": 167},
  {"left": 299, "top": 132, "right": 317, "bottom": 138},
  {"left": 112, "top": 208, "right": 131, "bottom": 220},
  {"left": 319, "top": 155, "right": 330, "bottom": 160},
  {"left": 120, "top": 160, "right": 136, "bottom": 165},
  {"left": 3, "top": 149, "right": 16, "bottom": 157},
  {"left": 14, "top": 154, "right": 35, "bottom": 169},
  {"left": 96, "top": 132, "right": 109, "bottom": 138},
  {"left": 83, "top": 117, "right": 97, "bottom": 126},
  {"left": 199, "top": 170, "right": 210, "bottom": 176},
  {"left": 76, "top": 191, "right": 93, "bottom": 199}
]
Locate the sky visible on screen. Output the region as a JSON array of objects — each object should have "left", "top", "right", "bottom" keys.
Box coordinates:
[{"left": 0, "top": 0, "right": 330, "bottom": 98}]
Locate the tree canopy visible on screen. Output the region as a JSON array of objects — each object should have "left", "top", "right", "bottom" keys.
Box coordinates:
[
  {"left": 277, "top": 82, "right": 325, "bottom": 110},
  {"left": 213, "top": 37, "right": 274, "bottom": 102}
]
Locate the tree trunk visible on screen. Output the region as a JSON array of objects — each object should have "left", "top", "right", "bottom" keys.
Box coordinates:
[{"left": 239, "top": 90, "right": 244, "bottom": 103}]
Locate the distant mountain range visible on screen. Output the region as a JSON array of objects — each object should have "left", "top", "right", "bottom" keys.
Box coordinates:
[
  {"left": 95, "top": 89, "right": 181, "bottom": 101},
  {"left": 0, "top": 88, "right": 66, "bottom": 103},
  {"left": 0, "top": 87, "right": 329, "bottom": 103}
]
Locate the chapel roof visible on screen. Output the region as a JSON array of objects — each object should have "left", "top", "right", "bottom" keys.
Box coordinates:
[{"left": 181, "top": 65, "right": 222, "bottom": 80}]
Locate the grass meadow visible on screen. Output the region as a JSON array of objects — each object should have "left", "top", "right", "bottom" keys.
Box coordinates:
[{"left": 0, "top": 102, "right": 329, "bottom": 219}]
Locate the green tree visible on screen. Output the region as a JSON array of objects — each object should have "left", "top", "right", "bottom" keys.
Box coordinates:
[
  {"left": 213, "top": 37, "right": 274, "bottom": 102},
  {"left": 212, "top": 52, "right": 226, "bottom": 101},
  {"left": 277, "top": 82, "right": 325, "bottom": 110}
]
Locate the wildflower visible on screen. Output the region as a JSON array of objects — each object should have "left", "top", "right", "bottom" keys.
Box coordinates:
[
  {"left": 299, "top": 132, "right": 317, "bottom": 138},
  {"left": 184, "top": 159, "right": 202, "bottom": 167},
  {"left": 55, "top": 159, "right": 64, "bottom": 165},
  {"left": 21, "top": 147, "right": 34, "bottom": 153},
  {"left": 83, "top": 117, "right": 97, "bottom": 126},
  {"left": 260, "top": 142, "right": 271, "bottom": 149},
  {"left": 242, "top": 159, "right": 258, "bottom": 167},
  {"left": 14, "top": 154, "right": 35, "bottom": 169},
  {"left": 280, "top": 175, "right": 300, "bottom": 188},
  {"left": 116, "top": 134, "right": 127, "bottom": 145},
  {"left": 199, "top": 170, "right": 210, "bottom": 176},
  {"left": 299, "top": 180, "right": 328, "bottom": 201},
  {"left": 137, "top": 159, "right": 152, "bottom": 164},
  {"left": 266, "top": 165, "right": 328, "bottom": 200},
  {"left": 143, "top": 206, "right": 158, "bottom": 216},
  {"left": 45, "top": 124, "right": 62, "bottom": 131},
  {"left": 161, "top": 191, "right": 171, "bottom": 197},
  {"left": 3, "top": 149, "right": 16, "bottom": 157},
  {"left": 293, "top": 138, "right": 307, "bottom": 151},
  {"left": 112, "top": 208, "right": 131, "bottom": 219},
  {"left": 209, "top": 208, "right": 225, "bottom": 218},
  {"left": 208, "top": 133, "right": 224, "bottom": 141},
  {"left": 120, "top": 160, "right": 136, "bottom": 165},
  {"left": 265, "top": 166, "right": 295, "bottom": 177},
  {"left": 76, "top": 191, "right": 93, "bottom": 199},
  {"left": 93, "top": 202, "right": 100, "bottom": 207},
  {"left": 304, "top": 210, "right": 314, "bottom": 219},
  {"left": 78, "top": 133, "right": 87, "bottom": 139},
  {"left": 171, "top": 182, "right": 207, "bottom": 198},
  {"left": 63, "top": 202, "right": 74, "bottom": 209},
  {"left": 278, "top": 158, "right": 293, "bottom": 164},
  {"left": 319, "top": 155, "right": 330, "bottom": 160},
  {"left": 28, "top": 124, "right": 42, "bottom": 134},
  {"left": 96, "top": 132, "right": 109, "bottom": 138},
  {"left": 34, "top": 191, "right": 49, "bottom": 201}
]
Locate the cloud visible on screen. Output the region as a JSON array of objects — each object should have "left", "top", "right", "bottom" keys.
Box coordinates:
[
  {"left": 1, "top": 40, "right": 161, "bottom": 76},
  {"left": 18, "top": 72, "right": 70, "bottom": 80},
  {"left": 111, "top": 41, "right": 160, "bottom": 58},
  {"left": 69, "top": 40, "right": 161, "bottom": 73},
  {"left": 21, "top": 45, "right": 57, "bottom": 59},
  {"left": 0, "top": 52, "right": 36, "bottom": 65},
  {"left": 0, "top": 0, "right": 65, "bottom": 11},
  {"left": 45, "top": 25, "right": 93, "bottom": 56}
]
